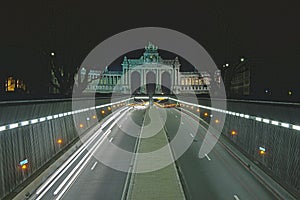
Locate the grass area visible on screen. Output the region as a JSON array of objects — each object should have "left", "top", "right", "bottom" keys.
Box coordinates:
[{"left": 128, "top": 107, "right": 185, "bottom": 200}]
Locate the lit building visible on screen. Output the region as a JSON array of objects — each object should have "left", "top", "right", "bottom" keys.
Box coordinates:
[
  {"left": 5, "top": 77, "right": 27, "bottom": 92},
  {"left": 214, "top": 70, "right": 221, "bottom": 84},
  {"left": 81, "top": 42, "right": 219, "bottom": 94}
]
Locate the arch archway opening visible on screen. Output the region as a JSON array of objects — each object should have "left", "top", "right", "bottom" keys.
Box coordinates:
[
  {"left": 161, "top": 71, "right": 171, "bottom": 94},
  {"left": 146, "top": 71, "right": 156, "bottom": 95},
  {"left": 131, "top": 71, "right": 141, "bottom": 94}
]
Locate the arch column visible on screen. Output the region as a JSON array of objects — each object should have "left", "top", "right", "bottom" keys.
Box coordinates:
[
  {"left": 170, "top": 70, "right": 174, "bottom": 93},
  {"left": 156, "top": 69, "right": 161, "bottom": 93},
  {"left": 140, "top": 69, "right": 146, "bottom": 93}
]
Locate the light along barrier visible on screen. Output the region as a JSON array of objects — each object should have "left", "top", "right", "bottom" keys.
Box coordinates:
[
  {"left": 168, "top": 97, "right": 300, "bottom": 132},
  {"left": 259, "top": 146, "right": 266, "bottom": 155},
  {"left": 231, "top": 130, "right": 237, "bottom": 135},
  {"left": 19, "top": 159, "right": 28, "bottom": 170},
  {"left": 0, "top": 97, "right": 134, "bottom": 132},
  {"left": 57, "top": 139, "right": 63, "bottom": 145}
]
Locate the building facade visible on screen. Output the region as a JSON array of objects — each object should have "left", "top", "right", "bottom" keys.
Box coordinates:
[
  {"left": 5, "top": 77, "right": 27, "bottom": 93},
  {"left": 82, "top": 42, "right": 217, "bottom": 94}
]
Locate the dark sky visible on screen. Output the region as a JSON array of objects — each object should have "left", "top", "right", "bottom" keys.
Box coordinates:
[{"left": 0, "top": 0, "right": 299, "bottom": 95}]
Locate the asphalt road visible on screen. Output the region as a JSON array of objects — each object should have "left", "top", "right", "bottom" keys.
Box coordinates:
[
  {"left": 33, "top": 107, "right": 144, "bottom": 200},
  {"left": 165, "top": 107, "right": 276, "bottom": 200},
  {"left": 33, "top": 105, "right": 278, "bottom": 200}
]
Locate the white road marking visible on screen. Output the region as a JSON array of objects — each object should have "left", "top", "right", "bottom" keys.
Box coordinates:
[
  {"left": 233, "top": 195, "right": 240, "bottom": 200},
  {"left": 175, "top": 115, "right": 178, "bottom": 118},
  {"left": 53, "top": 110, "right": 129, "bottom": 199},
  {"left": 91, "top": 162, "right": 98, "bottom": 171},
  {"left": 109, "top": 137, "right": 113, "bottom": 142},
  {"left": 54, "top": 129, "right": 111, "bottom": 196},
  {"left": 181, "top": 122, "right": 184, "bottom": 125},
  {"left": 35, "top": 107, "right": 130, "bottom": 200},
  {"left": 189, "top": 133, "right": 194, "bottom": 137},
  {"left": 204, "top": 154, "right": 211, "bottom": 161}
]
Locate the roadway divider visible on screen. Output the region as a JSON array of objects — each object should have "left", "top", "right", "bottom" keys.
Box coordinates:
[{"left": 125, "top": 106, "right": 186, "bottom": 200}]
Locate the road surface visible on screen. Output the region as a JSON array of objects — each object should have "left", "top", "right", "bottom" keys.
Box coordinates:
[
  {"left": 165, "top": 107, "right": 276, "bottom": 200},
  {"left": 33, "top": 105, "right": 277, "bottom": 200}
]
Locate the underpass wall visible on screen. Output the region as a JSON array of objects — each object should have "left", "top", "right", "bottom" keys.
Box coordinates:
[
  {"left": 176, "top": 97, "right": 300, "bottom": 197},
  {"left": 0, "top": 98, "right": 115, "bottom": 199},
  {"left": 221, "top": 114, "right": 300, "bottom": 197}
]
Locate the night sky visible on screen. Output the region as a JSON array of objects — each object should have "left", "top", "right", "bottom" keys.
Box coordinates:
[{"left": 0, "top": 1, "right": 299, "bottom": 99}]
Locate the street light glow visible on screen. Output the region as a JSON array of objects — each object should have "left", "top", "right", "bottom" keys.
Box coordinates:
[
  {"left": 259, "top": 147, "right": 266, "bottom": 155},
  {"left": 240, "top": 57, "right": 245, "bottom": 62},
  {"left": 231, "top": 130, "right": 237, "bottom": 135},
  {"left": 21, "top": 164, "right": 27, "bottom": 170},
  {"left": 225, "top": 63, "right": 229, "bottom": 67},
  {"left": 50, "top": 52, "right": 55, "bottom": 56},
  {"left": 260, "top": 150, "right": 266, "bottom": 155},
  {"left": 57, "top": 139, "right": 63, "bottom": 144}
]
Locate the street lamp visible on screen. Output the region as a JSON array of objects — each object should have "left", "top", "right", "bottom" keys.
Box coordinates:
[
  {"left": 225, "top": 63, "right": 229, "bottom": 67},
  {"left": 50, "top": 52, "right": 55, "bottom": 57},
  {"left": 240, "top": 57, "right": 245, "bottom": 62}
]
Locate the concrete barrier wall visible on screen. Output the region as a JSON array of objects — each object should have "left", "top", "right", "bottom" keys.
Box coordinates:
[
  {"left": 0, "top": 98, "right": 121, "bottom": 199},
  {"left": 174, "top": 97, "right": 300, "bottom": 197},
  {"left": 221, "top": 113, "right": 300, "bottom": 196}
]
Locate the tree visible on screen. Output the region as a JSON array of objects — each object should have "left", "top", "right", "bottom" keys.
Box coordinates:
[
  {"left": 48, "top": 50, "right": 98, "bottom": 96},
  {"left": 221, "top": 59, "right": 249, "bottom": 98}
]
